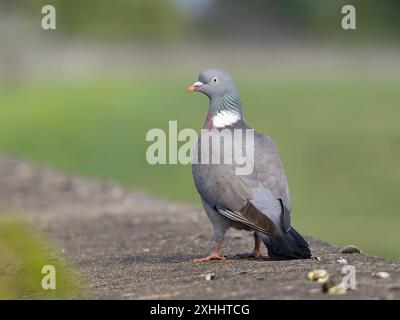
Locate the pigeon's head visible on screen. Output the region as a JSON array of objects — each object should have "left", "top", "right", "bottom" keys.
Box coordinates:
[{"left": 187, "top": 69, "right": 239, "bottom": 99}]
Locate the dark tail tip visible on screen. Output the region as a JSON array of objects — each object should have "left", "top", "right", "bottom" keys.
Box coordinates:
[{"left": 258, "top": 227, "right": 312, "bottom": 259}]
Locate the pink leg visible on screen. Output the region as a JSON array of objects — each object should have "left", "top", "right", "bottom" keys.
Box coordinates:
[
  {"left": 235, "top": 233, "right": 268, "bottom": 259},
  {"left": 193, "top": 239, "right": 226, "bottom": 262}
]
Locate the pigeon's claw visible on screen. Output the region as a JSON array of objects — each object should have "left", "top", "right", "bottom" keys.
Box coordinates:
[
  {"left": 235, "top": 233, "right": 268, "bottom": 259},
  {"left": 192, "top": 253, "right": 226, "bottom": 262},
  {"left": 193, "top": 239, "right": 226, "bottom": 262}
]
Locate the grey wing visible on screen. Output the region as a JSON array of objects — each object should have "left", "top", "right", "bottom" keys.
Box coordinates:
[
  {"left": 253, "top": 132, "right": 292, "bottom": 231},
  {"left": 216, "top": 186, "right": 281, "bottom": 235}
]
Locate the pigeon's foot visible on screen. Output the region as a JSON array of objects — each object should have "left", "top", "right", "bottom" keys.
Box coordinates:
[
  {"left": 234, "top": 233, "right": 268, "bottom": 259},
  {"left": 235, "top": 249, "right": 267, "bottom": 260},
  {"left": 192, "top": 253, "right": 226, "bottom": 262},
  {"left": 193, "top": 239, "right": 226, "bottom": 262}
]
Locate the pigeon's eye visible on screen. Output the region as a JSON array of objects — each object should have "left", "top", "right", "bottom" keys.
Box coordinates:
[{"left": 212, "top": 77, "right": 219, "bottom": 83}]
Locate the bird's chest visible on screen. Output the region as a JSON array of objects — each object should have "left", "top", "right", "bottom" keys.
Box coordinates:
[
  {"left": 192, "top": 128, "right": 251, "bottom": 166},
  {"left": 191, "top": 130, "right": 257, "bottom": 206}
]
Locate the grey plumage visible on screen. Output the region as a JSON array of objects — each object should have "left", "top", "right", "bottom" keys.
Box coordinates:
[{"left": 189, "top": 69, "right": 311, "bottom": 260}]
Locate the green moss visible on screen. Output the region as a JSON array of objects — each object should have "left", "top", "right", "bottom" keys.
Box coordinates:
[{"left": 0, "top": 216, "right": 84, "bottom": 299}]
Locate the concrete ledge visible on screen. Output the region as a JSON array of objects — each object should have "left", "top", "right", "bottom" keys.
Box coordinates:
[{"left": 0, "top": 154, "right": 399, "bottom": 299}]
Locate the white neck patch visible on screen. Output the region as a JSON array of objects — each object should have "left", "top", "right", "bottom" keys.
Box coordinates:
[{"left": 212, "top": 110, "right": 240, "bottom": 128}]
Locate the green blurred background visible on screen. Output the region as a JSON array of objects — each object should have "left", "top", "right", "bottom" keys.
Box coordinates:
[{"left": 0, "top": 0, "right": 399, "bottom": 264}]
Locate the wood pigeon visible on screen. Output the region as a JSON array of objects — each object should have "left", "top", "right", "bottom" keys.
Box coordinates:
[{"left": 187, "top": 69, "right": 311, "bottom": 261}]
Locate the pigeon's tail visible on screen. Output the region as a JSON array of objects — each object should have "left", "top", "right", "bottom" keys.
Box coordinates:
[{"left": 257, "top": 227, "right": 312, "bottom": 259}]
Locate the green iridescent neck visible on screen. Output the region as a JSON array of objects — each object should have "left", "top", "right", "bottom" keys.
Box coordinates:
[{"left": 210, "top": 93, "right": 243, "bottom": 117}]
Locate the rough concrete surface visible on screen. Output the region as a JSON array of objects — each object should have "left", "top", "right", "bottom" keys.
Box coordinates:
[{"left": 0, "top": 155, "right": 399, "bottom": 300}]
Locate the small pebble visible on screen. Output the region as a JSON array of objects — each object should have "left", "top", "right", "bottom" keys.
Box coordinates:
[
  {"left": 322, "top": 279, "right": 335, "bottom": 292},
  {"left": 233, "top": 233, "right": 244, "bottom": 240},
  {"left": 337, "top": 258, "right": 348, "bottom": 264},
  {"left": 388, "top": 284, "right": 400, "bottom": 291},
  {"left": 143, "top": 248, "right": 150, "bottom": 252},
  {"left": 321, "top": 276, "right": 348, "bottom": 295},
  {"left": 205, "top": 273, "right": 215, "bottom": 281},
  {"left": 307, "top": 269, "right": 330, "bottom": 283},
  {"left": 341, "top": 245, "right": 362, "bottom": 254},
  {"left": 372, "top": 271, "right": 390, "bottom": 279},
  {"left": 326, "top": 283, "right": 347, "bottom": 295}
]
